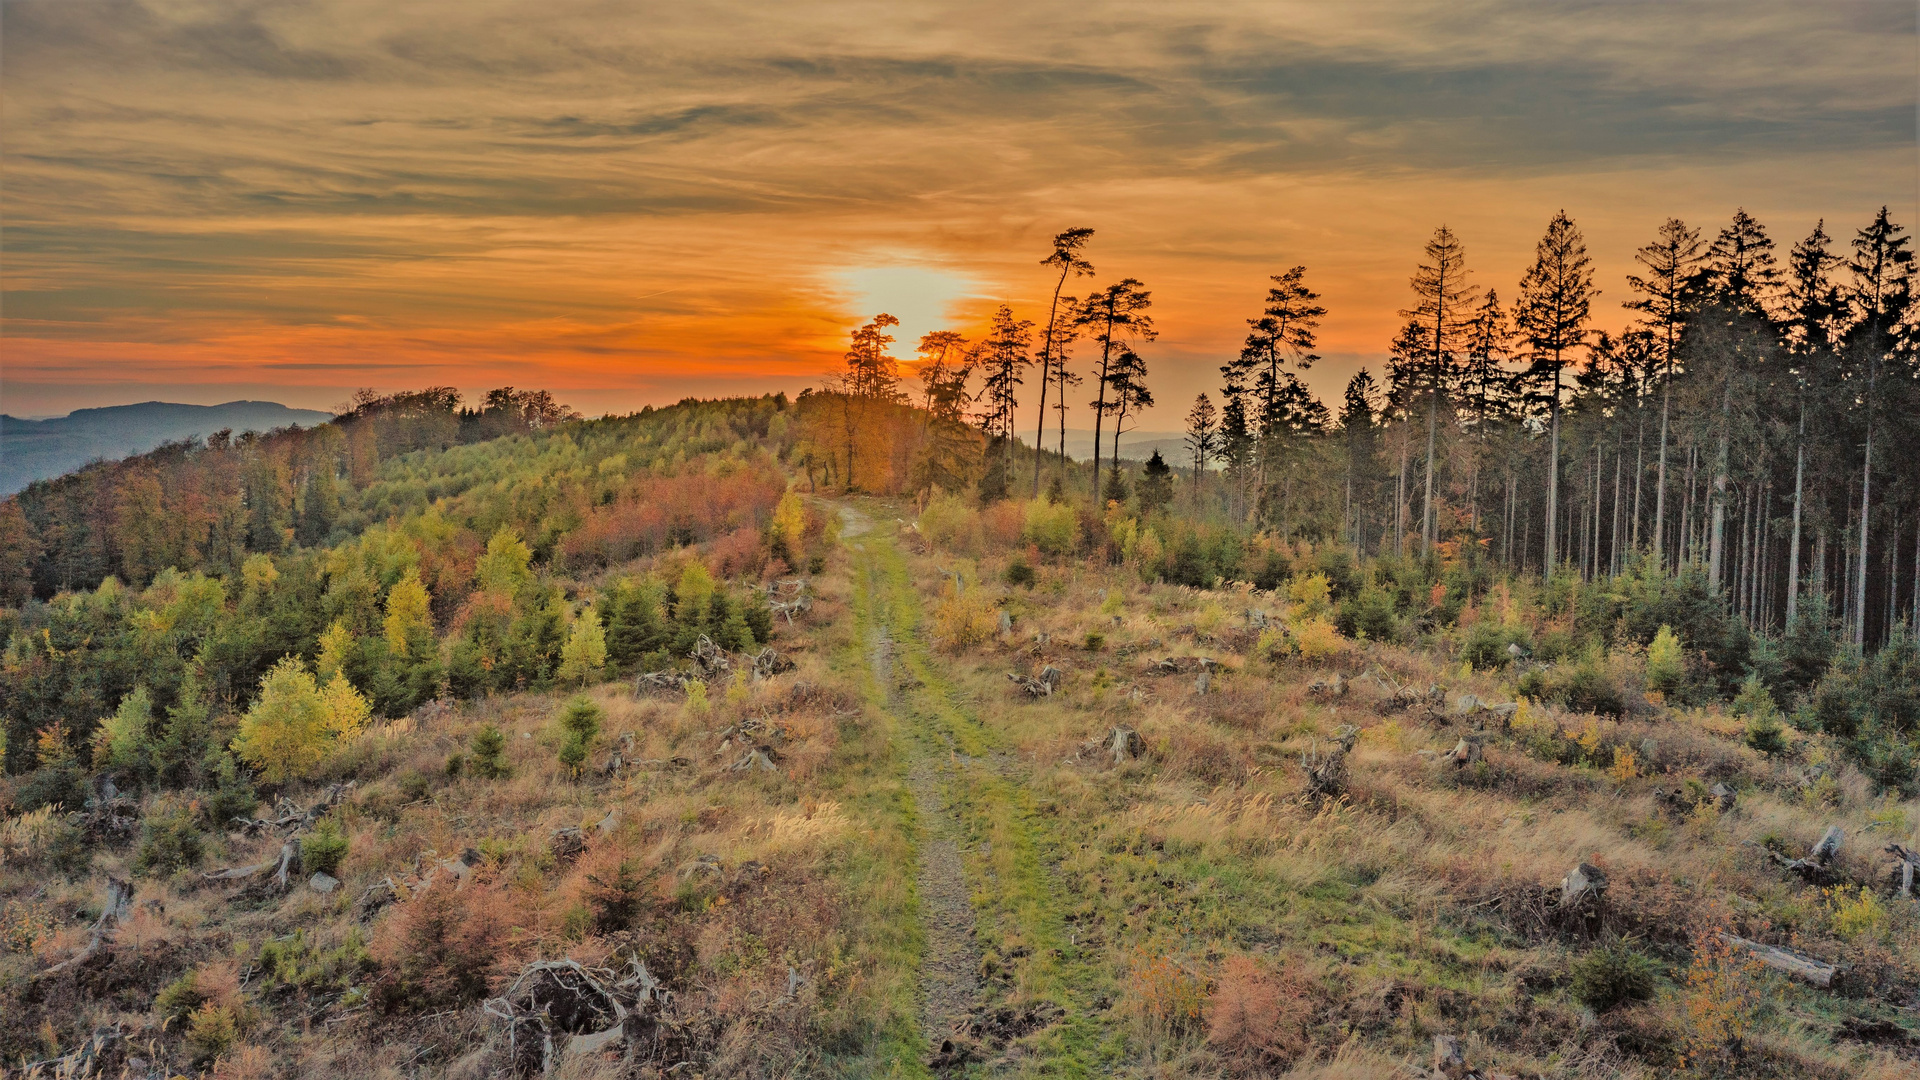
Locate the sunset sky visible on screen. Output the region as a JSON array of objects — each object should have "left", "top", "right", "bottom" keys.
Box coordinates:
[{"left": 3, "top": 1, "right": 1915, "bottom": 423}]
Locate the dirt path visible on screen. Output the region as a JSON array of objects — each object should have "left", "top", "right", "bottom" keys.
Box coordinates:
[
  {"left": 846, "top": 513, "right": 1109, "bottom": 1074},
  {"left": 868, "top": 581, "right": 983, "bottom": 1049}
]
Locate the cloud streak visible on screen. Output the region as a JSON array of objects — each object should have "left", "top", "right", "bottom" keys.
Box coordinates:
[{"left": 2, "top": 0, "right": 1912, "bottom": 416}]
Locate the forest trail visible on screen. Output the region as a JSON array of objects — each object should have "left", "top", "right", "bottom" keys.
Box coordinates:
[{"left": 845, "top": 510, "right": 1111, "bottom": 1075}]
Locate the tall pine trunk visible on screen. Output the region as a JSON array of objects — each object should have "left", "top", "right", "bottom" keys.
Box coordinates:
[{"left": 1544, "top": 357, "right": 1563, "bottom": 570}]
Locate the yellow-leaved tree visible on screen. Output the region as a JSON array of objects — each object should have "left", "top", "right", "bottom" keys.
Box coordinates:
[
  {"left": 384, "top": 570, "right": 434, "bottom": 657},
  {"left": 233, "top": 658, "right": 372, "bottom": 782},
  {"left": 315, "top": 621, "right": 354, "bottom": 684},
  {"left": 768, "top": 491, "right": 807, "bottom": 566},
  {"left": 557, "top": 609, "right": 608, "bottom": 686}
]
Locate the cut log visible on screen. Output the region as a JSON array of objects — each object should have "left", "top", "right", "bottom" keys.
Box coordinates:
[
  {"left": 1721, "top": 934, "right": 1837, "bottom": 988},
  {"left": 1194, "top": 670, "right": 1211, "bottom": 695},
  {"left": 309, "top": 872, "right": 341, "bottom": 895},
  {"left": 1708, "top": 783, "right": 1736, "bottom": 813},
  {"left": 1105, "top": 727, "right": 1145, "bottom": 764},
  {"left": 1432, "top": 1033, "right": 1468, "bottom": 1079},
  {"left": 997, "top": 610, "right": 1012, "bottom": 636}
]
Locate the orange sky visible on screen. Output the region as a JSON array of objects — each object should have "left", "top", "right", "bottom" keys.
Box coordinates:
[{"left": 3, "top": 2, "right": 1915, "bottom": 424}]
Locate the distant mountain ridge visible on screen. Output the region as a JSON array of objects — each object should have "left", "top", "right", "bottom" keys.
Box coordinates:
[{"left": 1, "top": 400, "right": 334, "bottom": 495}]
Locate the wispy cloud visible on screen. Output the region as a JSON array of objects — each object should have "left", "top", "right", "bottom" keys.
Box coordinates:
[{"left": 2, "top": 0, "right": 1912, "bottom": 415}]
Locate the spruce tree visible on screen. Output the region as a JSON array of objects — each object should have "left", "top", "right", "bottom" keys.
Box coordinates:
[
  {"left": 1515, "top": 211, "right": 1596, "bottom": 570},
  {"left": 1400, "top": 227, "right": 1477, "bottom": 551}
]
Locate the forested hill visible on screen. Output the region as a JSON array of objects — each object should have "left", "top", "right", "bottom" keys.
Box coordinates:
[{"left": 0, "top": 400, "right": 334, "bottom": 496}]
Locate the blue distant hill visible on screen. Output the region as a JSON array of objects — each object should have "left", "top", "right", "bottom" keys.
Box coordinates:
[{"left": 0, "top": 400, "right": 335, "bottom": 495}]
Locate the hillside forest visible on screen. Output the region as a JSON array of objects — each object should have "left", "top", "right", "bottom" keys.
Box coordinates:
[{"left": 0, "top": 204, "right": 1917, "bottom": 1079}]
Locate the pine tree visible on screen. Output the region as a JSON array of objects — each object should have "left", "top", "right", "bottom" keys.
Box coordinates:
[
  {"left": 1401, "top": 227, "right": 1477, "bottom": 550},
  {"left": 1782, "top": 221, "right": 1844, "bottom": 625},
  {"left": 1844, "top": 207, "right": 1914, "bottom": 646},
  {"left": 1625, "top": 217, "right": 1705, "bottom": 567},
  {"left": 1033, "top": 228, "right": 1095, "bottom": 495},
  {"left": 845, "top": 314, "right": 905, "bottom": 401},
  {"left": 1516, "top": 210, "right": 1596, "bottom": 570},
  {"left": 975, "top": 305, "right": 1035, "bottom": 472},
  {"left": 1138, "top": 450, "right": 1173, "bottom": 516},
  {"left": 1183, "top": 393, "right": 1218, "bottom": 505},
  {"left": 1075, "top": 280, "right": 1156, "bottom": 506}
]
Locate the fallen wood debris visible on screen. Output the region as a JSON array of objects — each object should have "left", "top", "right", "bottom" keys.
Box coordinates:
[
  {"left": 1306, "top": 672, "right": 1347, "bottom": 699},
  {"left": 1722, "top": 933, "right": 1838, "bottom": 987},
  {"left": 1007, "top": 666, "right": 1062, "bottom": 697},
  {"left": 632, "top": 670, "right": 689, "bottom": 697},
  {"left": 549, "top": 827, "right": 587, "bottom": 863},
  {"left": 765, "top": 578, "right": 813, "bottom": 624},
  {"left": 231, "top": 781, "right": 355, "bottom": 836},
  {"left": 38, "top": 876, "right": 132, "bottom": 979},
  {"left": 1770, "top": 825, "right": 1843, "bottom": 883},
  {"left": 749, "top": 646, "right": 795, "bottom": 680},
  {"left": 1886, "top": 843, "right": 1918, "bottom": 897},
  {"left": 689, "top": 635, "right": 731, "bottom": 678},
  {"left": 1300, "top": 726, "right": 1359, "bottom": 801},
  {"left": 484, "top": 957, "right": 676, "bottom": 1077}
]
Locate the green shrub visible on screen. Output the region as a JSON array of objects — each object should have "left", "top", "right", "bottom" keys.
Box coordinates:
[
  {"left": 1460, "top": 620, "right": 1531, "bottom": 670},
  {"left": 1732, "top": 675, "right": 1788, "bottom": 755},
  {"left": 1004, "top": 558, "right": 1036, "bottom": 589},
  {"left": 155, "top": 970, "right": 206, "bottom": 1027},
  {"left": 586, "top": 858, "right": 648, "bottom": 931},
  {"left": 39, "top": 821, "right": 94, "bottom": 878},
  {"left": 16, "top": 765, "right": 85, "bottom": 814},
  {"left": 1337, "top": 584, "right": 1398, "bottom": 643},
  {"left": 1520, "top": 652, "right": 1627, "bottom": 718},
  {"left": 1084, "top": 632, "right": 1105, "bottom": 651},
  {"left": 1251, "top": 549, "right": 1290, "bottom": 592},
  {"left": 135, "top": 803, "right": 206, "bottom": 877},
  {"left": 186, "top": 1002, "right": 239, "bottom": 1063},
  {"left": 469, "top": 724, "right": 510, "bottom": 779},
  {"left": 1571, "top": 939, "right": 1659, "bottom": 1012},
  {"left": 201, "top": 754, "right": 258, "bottom": 829},
  {"left": 558, "top": 696, "right": 603, "bottom": 743},
  {"left": 301, "top": 818, "right": 350, "bottom": 877},
  {"left": 258, "top": 927, "right": 372, "bottom": 993}
]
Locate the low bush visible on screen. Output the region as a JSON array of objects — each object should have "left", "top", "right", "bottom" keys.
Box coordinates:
[
  {"left": 932, "top": 587, "right": 998, "bottom": 652},
  {"left": 1571, "top": 938, "right": 1658, "bottom": 1012},
  {"left": 469, "top": 724, "right": 510, "bottom": 779},
  {"left": 1208, "top": 954, "right": 1312, "bottom": 1071},
  {"left": 1004, "top": 558, "right": 1036, "bottom": 589},
  {"left": 371, "top": 881, "right": 519, "bottom": 1011},
  {"left": 135, "top": 802, "right": 206, "bottom": 877},
  {"left": 1460, "top": 619, "right": 1532, "bottom": 670},
  {"left": 300, "top": 818, "right": 350, "bottom": 877}
]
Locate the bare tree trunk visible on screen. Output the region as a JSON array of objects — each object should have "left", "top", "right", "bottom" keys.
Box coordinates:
[
  {"left": 1787, "top": 398, "right": 1806, "bottom": 624},
  {"left": 1545, "top": 358, "right": 1563, "bottom": 570},
  {"left": 1631, "top": 404, "right": 1646, "bottom": 552},
  {"left": 1708, "top": 374, "right": 1733, "bottom": 591},
  {"left": 1611, "top": 438, "right": 1624, "bottom": 576},
  {"left": 1856, "top": 409, "right": 1874, "bottom": 649},
  {"left": 1653, "top": 356, "right": 1674, "bottom": 568}
]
